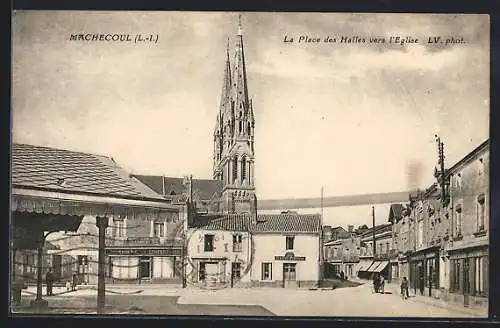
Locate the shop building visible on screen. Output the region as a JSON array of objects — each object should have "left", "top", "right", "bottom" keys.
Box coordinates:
[
  {"left": 445, "top": 140, "right": 489, "bottom": 309},
  {"left": 186, "top": 212, "right": 322, "bottom": 288}
]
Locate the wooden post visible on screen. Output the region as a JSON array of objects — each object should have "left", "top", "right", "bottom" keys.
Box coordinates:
[
  {"left": 30, "top": 231, "right": 48, "bottom": 309},
  {"left": 96, "top": 216, "right": 108, "bottom": 314}
]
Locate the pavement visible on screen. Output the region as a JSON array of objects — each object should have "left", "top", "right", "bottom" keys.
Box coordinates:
[{"left": 14, "top": 280, "right": 488, "bottom": 318}]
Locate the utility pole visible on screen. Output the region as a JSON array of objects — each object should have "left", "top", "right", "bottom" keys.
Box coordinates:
[
  {"left": 372, "top": 206, "right": 376, "bottom": 257},
  {"left": 434, "top": 135, "right": 447, "bottom": 204}
]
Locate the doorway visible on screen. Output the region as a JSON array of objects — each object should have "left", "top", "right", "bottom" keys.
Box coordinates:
[
  {"left": 139, "top": 256, "right": 152, "bottom": 280},
  {"left": 283, "top": 263, "right": 297, "bottom": 288},
  {"left": 231, "top": 262, "right": 241, "bottom": 287}
]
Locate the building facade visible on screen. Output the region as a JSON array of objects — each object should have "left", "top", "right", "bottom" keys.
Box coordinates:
[
  {"left": 389, "top": 139, "right": 489, "bottom": 310},
  {"left": 186, "top": 213, "right": 322, "bottom": 288},
  {"left": 186, "top": 215, "right": 251, "bottom": 288},
  {"left": 324, "top": 236, "right": 360, "bottom": 279},
  {"left": 357, "top": 223, "right": 394, "bottom": 280},
  {"left": 445, "top": 140, "right": 489, "bottom": 308}
]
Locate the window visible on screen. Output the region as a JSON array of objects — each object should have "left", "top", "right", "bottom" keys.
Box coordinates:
[
  {"left": 417, "top": 220, "right": 424, "bottom": 247},
  {"left": 154, "top": 222, "right": 164, "bottom": 237},
  {"left": 115, "top": 219, "right": 126, "bottom": 237},
  {"left": 478, "top": 158, "right": 485, "bottom": 176},
  {"left": 332, "top": 248, "right": 338, "bottom": 257},
  {"left": 232, "top": 262, "right": 241, "bottom": 279},
  {"left": 233, "top": 234, "right": 243, "bottom": 252},
  {"left": 241, "top": 157, "right": 247, "bottom": 182},
  {"left": 232, "top": 156, "right": 238, "bottom": 183},
  {"left": 204, "top": 234, "right": 214, "bottom": 252},
  {"left": 286, "top": 236, "right": 295, "bottom": 250},
  {"left": 456, "top": 173, "right": 463, "bottom": 188},
  {"left": 470, "top": 256, "right": 488, "bottom": 296},
  {"left": 477, "top": 195, "right": 486, "bottom": 232},
  {"left": 247, "top": 122, "right": 251, "bottom": 135},
  {"left": 455, "top": 205, "right": 463, "bottom": 236},
  {"left": 238, "top": 121, "right": 242, "bottom": 134},
  {"left": 262, "top": 263, "right": 272, "bottom": 280}
]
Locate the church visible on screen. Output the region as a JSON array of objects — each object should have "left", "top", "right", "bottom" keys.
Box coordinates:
[{"left": 135, "top": 18, "right": 257, "bottom": 216}]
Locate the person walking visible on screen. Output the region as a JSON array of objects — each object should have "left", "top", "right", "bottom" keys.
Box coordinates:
[
  {"left": 72, "top": 273, "right": 78, "bottom": 291},
  {"left": 372, "top": 273, "right": 379, "bottom": 293},
  {"left": 45, "top": 268, "right": 54, "bottom": 296},
  {"left": 379, "top": 274, "right": 385, "bottom": 294},
  {"left": 400, "top": 277, "right": 409, "bottom": 299}
]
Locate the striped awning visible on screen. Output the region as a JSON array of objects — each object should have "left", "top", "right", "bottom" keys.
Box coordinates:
[{"left": 359, "top": 261, "right": 374, "bottom": 272}]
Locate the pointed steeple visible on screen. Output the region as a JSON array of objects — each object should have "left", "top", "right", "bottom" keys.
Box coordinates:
[
  {"left": 232, "top": 13, "right": 250, "bottom": 116},
  {"left": 219, "top": 37, "right": 232, "bottom": 112}
]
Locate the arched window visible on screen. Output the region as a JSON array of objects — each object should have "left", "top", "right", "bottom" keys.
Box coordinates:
[
  {"left": 241, "top": 157, "right": 247, "bottom": 182},
  {"left": 238, "top": 121, "right": 242, "bottom": 134},
  {"left": 247, "top": 122, "right": 251, "bottom": 135},
  {"left": 232, "top": 156, "right": 238, "bottom": 183}
]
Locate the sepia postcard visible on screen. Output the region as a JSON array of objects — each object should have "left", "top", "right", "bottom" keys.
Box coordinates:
[{"left": 10, "top": 11, "right": 490, "bottom": 318}]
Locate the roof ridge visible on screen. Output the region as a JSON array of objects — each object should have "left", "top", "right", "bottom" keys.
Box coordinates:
[{"left": 13, "top": 143, "right": 114, "bottom": 162}]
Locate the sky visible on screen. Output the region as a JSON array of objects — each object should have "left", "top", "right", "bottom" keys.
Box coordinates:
[{"left": 12, "top": 12, "right": 489, "bottom": 229}]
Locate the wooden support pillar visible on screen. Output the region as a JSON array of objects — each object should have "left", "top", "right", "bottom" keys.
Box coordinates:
[
  {"left": 30, "top": 230, "right": 48, "bottom": 309},
  {"left": 96, "top": 216, "right": 108, "bottom": 314}
]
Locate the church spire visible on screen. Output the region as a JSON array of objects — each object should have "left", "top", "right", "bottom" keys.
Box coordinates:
[{"left": 233, "top": 13, "right": 250, "bottom": 115}]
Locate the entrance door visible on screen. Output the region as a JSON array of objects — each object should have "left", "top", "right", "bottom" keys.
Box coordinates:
[
  {"left": 231, "top": 263, "right": 241, "bottom": 287},
  {"left": 205, "top": 262, "right": 218, "bottom": 287},
  {"left": 283, "top": 263, "right": 297, "bottom": 288},
  {"left": 139, "top": 256, "right": 151, "bottom": 280}
]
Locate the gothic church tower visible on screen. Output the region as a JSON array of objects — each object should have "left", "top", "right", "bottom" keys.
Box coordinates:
[{"left": 213, "top": 16, "right": 256, "bottom": 214}]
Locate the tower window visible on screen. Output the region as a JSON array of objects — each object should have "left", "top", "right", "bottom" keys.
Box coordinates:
[
  {"left": 247, "top": 122, "right": 251, "bottom": 135},
  {"left": 239, "top": 121, "right": 242, "bottom": 134},
  {"left": 232, "top": 156, "right": 238, "bottom": 183},
  {"left": 241, "top": 157, "right": 247, "bottom": 182}
]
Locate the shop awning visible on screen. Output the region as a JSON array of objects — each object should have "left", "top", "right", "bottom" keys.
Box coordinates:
[
  {"left": 359, "top": 261, "right": 375, "bottom": 272},
  {"left": 372, "top": 261, "right": 389, "bottom": 273}
]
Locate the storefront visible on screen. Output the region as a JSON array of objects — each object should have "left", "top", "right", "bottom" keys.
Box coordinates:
[
  {"left": 408, "top": 246, "right": 440, "bottom": 298},
  {"left": 447, "top": 243, "right": 488, "bottom": 309},
  {"left": 106, "top": 246, "right": 183, "bottom": 284}
]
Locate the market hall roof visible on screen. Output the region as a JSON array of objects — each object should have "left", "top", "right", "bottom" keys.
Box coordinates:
[
  {"left": 11, "top": 143, "right": 179, "bottom": 219},
  {"left": 191, "top": 213, "right": 322, "bottom": 234},
  {"left": 12, "top": 144, "right": 167, "bottom": 200}
]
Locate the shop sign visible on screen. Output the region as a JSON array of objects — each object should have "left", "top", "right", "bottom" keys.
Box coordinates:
[
  {"left": 105, "top": 247, "right": 182, "bottom": 256},
  {"left": 274, "top": 252, "right": 306, "bottom": 261}
]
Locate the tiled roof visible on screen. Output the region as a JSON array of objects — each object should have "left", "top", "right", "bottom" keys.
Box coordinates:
[
  {"left": 388, "top": 204, "right": 404, "bottom": 223},
  {"left": 133, "top": 175, "right": 223, "bottom": 201},
  {"left": 12, "top": 143, "right": 165, "bottom": 200},
  {"left": 192, "top": 213, "right": 321, "bottom": 234},
  {"left": 252, "top": 214, "right": 322, "bottom": 233},
  {"left": 193, "top": 214, "right": 250, "bottom": 232}
]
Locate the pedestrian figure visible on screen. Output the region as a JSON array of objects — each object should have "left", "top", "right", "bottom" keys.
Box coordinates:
[
  {"left": 372, "top": 273, "right": 379, "bottom": 293},
  {"left": 72, "top": 273, "right": 78, "bottom": 291},
  {"left": 379, "top": 275, "right": 385, "bottom": 294},
  {"left": 400, "top": 277, "right": 409, "bottom": 299},
  {"left": 45, "top": 268, "right": 54, "bottom": 296},
  {"left": 419, "top": 273, "right": 425, "bottom": 295},
  {"left": 340, "top": 271, "right": 345, "bottom": 281}
]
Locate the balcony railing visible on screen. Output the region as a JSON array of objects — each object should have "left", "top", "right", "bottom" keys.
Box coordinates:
[{"left": 106, "top": 236, "right": 184, "bottom": 248}]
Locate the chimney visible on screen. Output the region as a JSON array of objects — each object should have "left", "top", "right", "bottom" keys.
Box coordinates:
[
  {"left": 348, "top": 225, "right": 354, "bottom": 233},
  {"left": 162, "top": 176, "right": 166, "bottom": 195}
]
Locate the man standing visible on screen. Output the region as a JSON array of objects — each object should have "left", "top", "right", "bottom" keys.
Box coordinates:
[{"left": 45, "top": 268, "right": 54, "bottom": 296}]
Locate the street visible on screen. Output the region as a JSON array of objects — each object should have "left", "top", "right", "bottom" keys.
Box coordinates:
[{"left": 14, "top": 281, "right": 487, "bottom": 317}]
